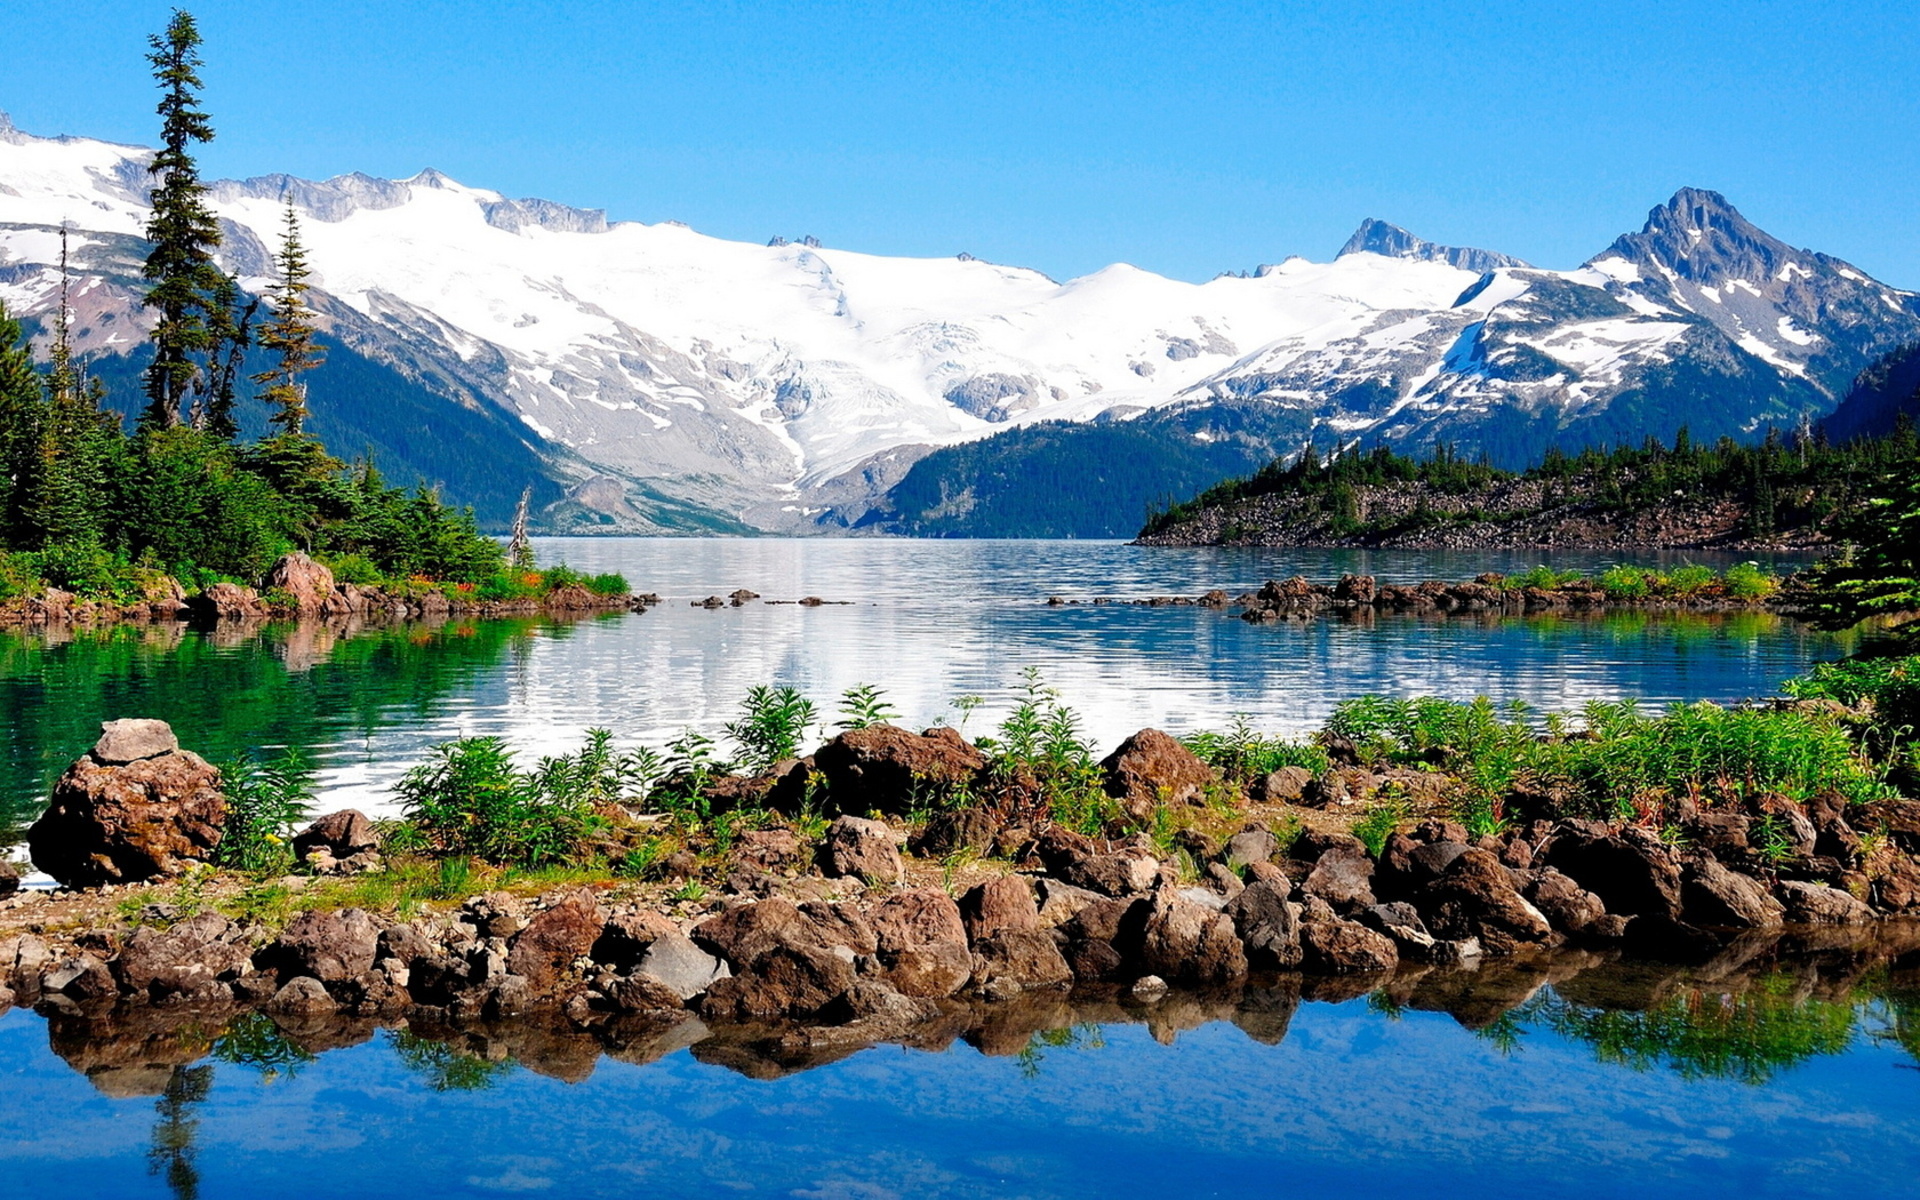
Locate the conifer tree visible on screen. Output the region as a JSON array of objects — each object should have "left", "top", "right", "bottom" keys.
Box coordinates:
[
  {"left": 140, "top": 9, "right": 247, "bottom": 431},
  {"left": 252, "top": 200, "right": 325, "bottom": 436}
]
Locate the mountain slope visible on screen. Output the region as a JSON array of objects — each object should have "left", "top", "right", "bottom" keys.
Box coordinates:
[{"left": 3, "top": 111, "right": 1916, "bottom": 535}]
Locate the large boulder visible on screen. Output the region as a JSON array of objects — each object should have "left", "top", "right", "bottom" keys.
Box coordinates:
[
  {"left": 0, "top": 859, "right": 19, "bottom": 899},
  {"left": 1776, "top": 880, "right": 1874, "bottom": 925},
  {"left": 1099, "top": 729, "right": 1214, "bottom": 825},
  {"left": 812, "top": 725, "right": 986, "bottom": 815},
  {"left": 1299, "top": 916, "right": 1398, "bottom": 974},
  {"left": 28, "top": 722, "right": 226, "bottom": 888},
  {"left": 261, "top": 552, "right": 337, "bottom": 617},
  {"left": 633, "top": 932, "right": 730, "bottom": 1001},
  {"left": 1524, "top": 868, "right": 1608, "bottom": 935},
  {"left": 969, "top": 930, "right": 1073, "bottom": 995},
  {"left": 700, "top": 940, "right": 853, "bottom": 1021},
  {"left": 818, "top": 816, "right": 903, "bottom": 884},
  {"left": 507, "top": 890, "right": 605, "bottom": 990},
  {"left": 1303, "top": 849, "right": 1376, "bottom": 914},
  {"left": 867, "top": 888, "right": 972, "bottom": 998}
]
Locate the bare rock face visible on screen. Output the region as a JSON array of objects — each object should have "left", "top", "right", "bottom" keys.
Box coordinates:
[
  {"left": 969, "top": 929, "right": 1072, "bottom": 994},
  {"left": 867, "top": 888, "right": 972, "bottom": 998},
  {"left": 819, "top": 816, "right": 903, "bottom": 884},
  {"left": 812, "top": 725, "right": 986, "bottom": 815},
  {"left": 1299, "top": 916, "right": 1399, "bottom": 974},
  {"left": 1303, "top": 849, "right": 1377, "bottom": 914},
  {"left": 1250, "top": 765, "right": 1314, "bottom": 804},
  {"left": 1099, "top": 729, "right": 1215, "bottom": 825},
  {"left": 261, "top": 552, "right": 337, "bottom": 617},
  {"left": 28, "top": 722, "right": 226, "bottom": 888},
  {"left": 1776, "top": 880, "right": 1874, "bottom": 925}
]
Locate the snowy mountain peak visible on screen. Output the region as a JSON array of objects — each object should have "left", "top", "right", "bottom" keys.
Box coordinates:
[{"left": 1337, "top": 217, "right": 1529, "bottom": 273}]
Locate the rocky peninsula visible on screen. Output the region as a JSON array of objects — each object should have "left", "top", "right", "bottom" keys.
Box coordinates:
[{"left": 7, "top": 688, "right": 1919, "bottom": 1052}]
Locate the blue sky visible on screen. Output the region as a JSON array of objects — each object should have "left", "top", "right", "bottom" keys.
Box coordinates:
[{"left": 8, "top": 0, "right": 1919, "bottom": 285}]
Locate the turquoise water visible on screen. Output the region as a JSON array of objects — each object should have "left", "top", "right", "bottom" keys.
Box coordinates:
[
  {"left": 0, "top": 540, "right": 1842, "bottom": 832},
  {"left": 1, "top": 953, "right": 1915, "bottom": 1199}
]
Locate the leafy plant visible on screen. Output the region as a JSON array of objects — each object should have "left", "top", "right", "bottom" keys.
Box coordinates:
[
  {"left": 725, "top": 685, "right": 818, "bottom": 772},
  {"left": 391, "top": 733, "right": 608, "bottom": 867},
  {"left": 215, "top": 749, "right": 314, "bottom": 874},
  {"left": 1353, "top": 793, "right": 1411, "bottom": 857},
  {"left": 836, "top": 683, "right": 900, "bottom": 730}
]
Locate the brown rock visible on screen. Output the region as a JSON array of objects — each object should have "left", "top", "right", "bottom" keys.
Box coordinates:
[
  {"left": 1250, "top": 765, "right": 1313, "bottom": 804},
  {"left": 1776, "top": 880, "right": 1874, "bottom": 925},
  {"left": 693, "top": 899, "right": 814, "bottom": 967},
  {"left": 700, "top": 939, "right": 854, "bottom": 1020},
  {"left": 1416, "top": 848, "right": 1553, "bottom": 954},
  {"left": 1524, "top": 868, "right": 1608, "bottom": 934},
  {"left": 267, "top": 976, "right": 337, "bottom": 1018},
  {"left": 796, "top": 901, "right": 880, "bottom": 956},
  {"left": 959, "top": 876, "right": 1039, "bottom": 943},
  {"left": 507, "top": 890, "right": 605, "bottom": 989},
  {"left": 812, "top": 725, "right": 985, "bottom": 815},
  {"left": 1099, "top": 729, "right": 1215, "bottom": 824},
  {"left": 292, "top": 809, "right": 380, "bottom": 868},
  {"left": 819, "top": 815, "right": 903, "bottom": 884},
  {"left": 113, "top": 913, "right": 248, "bottom": 999},
  {"left": 867, "top": 888, "right": 972, "bottom": 998},
  {"left": 1138, "top": 887, "right": 1248, "bottom": 985},
  {"left": 912, "top": 808, "right": 999, "bottom": 858},
  {"left": 1299, "top": 918, "right": 1398, "bottom": 974},
  {"left": 1224, "top": 878, "right": 1301, "bottom": 971},
  {"left": 1540, "top": 824, "right": 1683, "bottom": 919},
  {"left": 270, "top": 908, "right": 383, "bottom": 984},
  {"left": 592, "top": 909, "right": 681, "bottom": 969},
  {"left": 260, "top": 552, "right": 337, "bottom": 617},
  {"left": 1680, "top": 859, "right": 1785, "bottom": 929},
  {"left": 200, "top": 581, "right": 265, "bottom": 621},
  {"left": 731, "top": 827, "right": 808, "bottom": 874},
  {"left": 1303, "top": 850, "right": 1376, "bottom": 914},
  {"left": 28, "top": 747, "right": 226, "bottom": 888},
  {"left": 969, "top": 930, "right": 1073, "bottom": 994}
]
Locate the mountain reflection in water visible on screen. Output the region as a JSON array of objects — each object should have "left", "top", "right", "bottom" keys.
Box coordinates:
[{"left": 2, "top": 933, "right": 1916, "bottom": 1200}]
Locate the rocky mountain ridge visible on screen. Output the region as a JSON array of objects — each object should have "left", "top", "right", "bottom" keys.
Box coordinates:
[{"left": 2, "top": 113, "right": 1915, "bottom": 534}]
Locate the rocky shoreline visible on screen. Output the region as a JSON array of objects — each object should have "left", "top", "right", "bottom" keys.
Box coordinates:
[
  {"left": 0, "top": 552, "right": 639, "bottom": 629},
  {"left": 1047, "top": 572, "right": 1792, "bottom": 623},
  {"left": 6, "top": 711, "right": 1920, "bottom": 1054}
]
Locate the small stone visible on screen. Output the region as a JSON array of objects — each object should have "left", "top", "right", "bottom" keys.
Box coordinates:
[{"left": 91, "top": 719, "right": 180, "bottom": 765}]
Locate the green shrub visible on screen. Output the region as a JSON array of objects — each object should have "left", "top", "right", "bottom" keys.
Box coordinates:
[
  {"left": 1663, "top": 564, "right": 1719, "bottom": 596},
  {"left": 0, "top": 550, "right": 43, "bottom": 601},
  {"left": 1598, "top": 565, "right": 1654, "bottom": 600},
  {"left": 1723, "top": 561, "right": 1780, "bottom": 600},
  {"left": 725, "top": 685, "right": 818, "bottom": 773},
  {"left": 586, "top": 572, "right": 629, "bottom": 597},
  {"left": 216, "top": 749, "right": 315, "bottom": 874},
  {"left": 325, "top": 553, "right": 383, "bottom": 586},
  {"left": 1182, "top": 716, "right": 1328, "bottom": 781},
  {"left": 836, "top": 684, "right": 900, "bottom": 730},
  {"left": 392, "top": 731, "right": 630, "bottom": 866},
  {"left": 1353, "top": 794, "right": 1410, "bottom": 857},
  {"left": 1507, "top": 564, "right": 1584, "bottom": 590},
  {"left": 28, "top": 539, "right": 134, "bottom": 601}
]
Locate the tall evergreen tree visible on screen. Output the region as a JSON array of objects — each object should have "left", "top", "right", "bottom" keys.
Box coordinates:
[
  {"left": 252, "top": 200, "right": 325, "bottom": 436},
  {"left": 140, "top": 9, "right": 244, "bottom": 431}
]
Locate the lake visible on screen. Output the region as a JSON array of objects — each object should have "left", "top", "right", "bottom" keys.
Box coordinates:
[
  {"left": 0, "top": 539, "right": 1844, "bottom": 835},
  {"left": 1, "top": 945, "right": 1916, "bottom": 1199}
]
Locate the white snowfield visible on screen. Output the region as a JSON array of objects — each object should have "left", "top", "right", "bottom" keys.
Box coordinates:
[{"left": 1, "top": 114, "right": 1913, "bottom": 527}]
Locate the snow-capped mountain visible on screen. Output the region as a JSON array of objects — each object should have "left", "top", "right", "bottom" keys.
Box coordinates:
[{"left": 1, "top": 112, "right": 1915, "bottom": 533}]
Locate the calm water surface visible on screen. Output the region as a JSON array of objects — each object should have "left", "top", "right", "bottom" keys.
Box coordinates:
[
  {"left": 0, "top": 954, "right": 1915, "bottom": 1199},
  {"left": 0, "top": 539, "right": 1842, "bottom": 827}
]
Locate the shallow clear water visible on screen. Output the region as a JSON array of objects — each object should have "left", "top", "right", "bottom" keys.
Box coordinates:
[
  {"left": 1, "top": 955, "right": 1915, "bottom": 1200},
  {"left": 0, "top": 539, "right": 1842, "bottom": 828}
]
